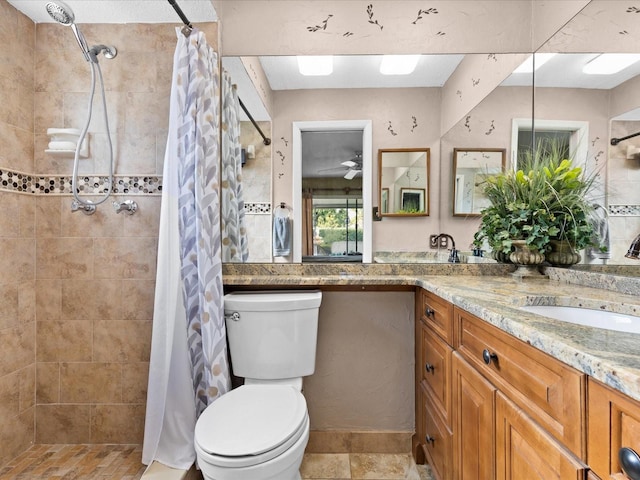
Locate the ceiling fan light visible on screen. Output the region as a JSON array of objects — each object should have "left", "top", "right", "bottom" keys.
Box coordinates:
[
  {"left": 344, "top": 169, "right": 359, "bottom": 180},
  {"left": 583, "top": 53, "right": 640, "bottom": 75},
  {"left": 341, "top": 160, "right": 358, "bottom": 168},
  {"left": 379, "top": 55, "right": 420, "bottom": 75},
  {"left": 297, "top": 55, "right": 333, "bottom": 76}
]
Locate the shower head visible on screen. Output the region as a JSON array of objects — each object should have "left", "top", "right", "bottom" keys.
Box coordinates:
[
  {"left": 45, "top": 1, "right": 91, "bottom": 62},
  {"left": 45, "top": 1, "right": 75, "bottom": 25}
]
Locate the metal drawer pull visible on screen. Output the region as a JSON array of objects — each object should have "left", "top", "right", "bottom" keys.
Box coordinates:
[
  {"left": 425, "top": 363, "right": 435, "bottom": 373},
  {"left": 425, "top": 435, "right": 435, "bottom": 445},
  {"left": 482, "top": 349, "right": 498, "bottom": 365},
  {"left": 425, "top": 307, "right": 435, "bottom": 317},
  {"left": 620, "top": 447, "right": 640, "bottom": 480}
]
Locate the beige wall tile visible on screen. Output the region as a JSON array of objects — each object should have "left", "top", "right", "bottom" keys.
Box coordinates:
[
  {"left": 350, "top": 432, "right": 412, "bottom": 454},
  {"left": 36, "top": 279, "right": 62, "bottom": 321},
  {"left": 91, "top": 404, "right": 145, "bottom": 444},
  {"left": 36, "top": 362, "right": 60, "bottom": 404},
  {"left": 93, "top": 237, "right": 157, "bottom": 279},
  {"left": 18, "top": 194, "right": 35, "bottom": 238},
  {"left": 19, "top": 363, "right": 35, "bottom": 412},
  {"left": 0, "top": 238, "right": 35, "bottom": 283},
  {"left": 122, "top": 362, "right": 149, "bottom": 404},
  {"left": 0, "top": 193, "right": 20, "bottom": 236},
  {"left": 124, "top": 92, "right": 169, "bottom": 136},
  {"left": 120, "top": 196, "right": 161, "bottom": 237},
  {"left": 60, "top": 362, "right": 122, "bottom": 403},
  {"left": 36, "top": 404, "right": 91, "bottom": 443},
  {"left": 0, "top": 283, "right": 19, "bottom": 330},
  {"left": 121, "top": 279, "right": 155, "bottom": 321},
  {"left": 37, "top": 320, "right": 92, "bottom": 362},
  {"left": 307, "top": 431, "right": 352, "bottom": 454},
  {"left": 19, "top": 281, "right": 36, "bottom": 324},
  {"left": 93, "top": 321, "right": 151, "bottom": 363},
  {"left": 60, "top": 202, "right": 123, "bottom": 238},
  {"left": 0, "top": 74, "right": 34, "bottom": 132},
  {"left": 61, "top": 279, "right": 122, "bottom": 320},
  {"left": 0, "top": 371, "right": 20, "bottom": 419},
  {"left": 36, "top": 237, "right": 94, "bottom": 279},
  {"left": 0, "top": 324, "right": 35, "bottom": 377},
  {"left": 34, "top": 91, "right": 64, "bottom": 135},
  {"left": 0, "top": 406, "right": 34, "bottom": 465}
]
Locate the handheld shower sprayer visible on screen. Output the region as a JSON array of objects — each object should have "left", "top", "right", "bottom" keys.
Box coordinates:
[
  {"left": 45, "top": 1, "right": 117, "bottom": 64},
  {"left": 45, "top": 0, "right": 118, "bottom": 215}
]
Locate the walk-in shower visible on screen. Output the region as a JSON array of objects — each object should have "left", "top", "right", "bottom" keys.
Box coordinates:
[{"left": 45, "top": 1, "right": 131, "bottom": 215}]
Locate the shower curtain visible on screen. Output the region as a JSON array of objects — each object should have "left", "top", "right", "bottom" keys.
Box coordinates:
[
  {"left": 221, "top": 71, "right": 249, "bottom": 262},
  {"left": 143, "top": 28, "right": 230, "bottom": 470}
]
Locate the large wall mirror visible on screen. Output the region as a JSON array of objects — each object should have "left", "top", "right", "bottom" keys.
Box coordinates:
[
  {"left": 452, "top": 148, "right": 505, "bottom": 216},
  {"left": 378, "top": 149, "right": 430, "bottom": 216}
]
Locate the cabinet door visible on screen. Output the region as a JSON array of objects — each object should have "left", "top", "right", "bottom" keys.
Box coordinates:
[
  {"left": 452, "top": 352, "right": 496, "bottom": 480},
  {"left": 422, "top": 383, "right": 453, "bottom": 480},
  {"left": 496, "top": 392, "right": 588, "bottom": 480},
  {"left": 588, "top": 378, "right": 640, "bottom": 480},
  {"left": 421, "top": 322, "right": 453, "bottom": 426}
]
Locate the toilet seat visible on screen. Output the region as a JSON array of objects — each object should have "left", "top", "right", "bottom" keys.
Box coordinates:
[{"left": 194, "top": 385, "right": 308, "bottom": 469}]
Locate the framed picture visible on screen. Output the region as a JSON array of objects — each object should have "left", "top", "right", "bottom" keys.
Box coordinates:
[
  {"left": 400, "top": 188, "right": 425, "bottom": 213},
  {"left": 452, "top": 148, "right": 506, "bottom": 216},
  {"left": 381, "top": 188, "right": 389, "bottom": 213}
]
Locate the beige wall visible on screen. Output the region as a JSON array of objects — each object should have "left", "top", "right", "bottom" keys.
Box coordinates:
[{"left": 0, "top": 0, "right": 36, "bottom": 464}]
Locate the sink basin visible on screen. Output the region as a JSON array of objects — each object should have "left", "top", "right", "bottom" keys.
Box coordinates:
[{"left": 520, "top": 306, "right": 640, "bottom": 334}]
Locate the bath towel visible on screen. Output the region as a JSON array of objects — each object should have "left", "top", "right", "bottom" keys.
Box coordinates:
[
  {"left": 586, "top": 205, "right": 611, "bottom": 260},
  {"left": 273, "top": 216, "right": 291, "bottom": 257}
]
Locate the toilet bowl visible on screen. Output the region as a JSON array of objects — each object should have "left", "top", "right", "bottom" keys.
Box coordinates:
[
  {"left": 194, "top": 290, "right": 322, "bottom": 480},
  {"left": 194, "top": 385, "right": 308, "bottom": 480}
]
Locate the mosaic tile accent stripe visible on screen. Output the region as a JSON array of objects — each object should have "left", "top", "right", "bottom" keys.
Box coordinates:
[
  {"left": 609, "top": 205, "right": 640, "bottom": 217},
  {"left": 245, "top": 202, "right": 271, "bottom": 214},
  {"left": 0, "top": 169, "right": 162, "bottom": 195}
]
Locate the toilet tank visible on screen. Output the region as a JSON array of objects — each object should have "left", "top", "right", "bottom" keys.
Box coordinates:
[{"left": 223, "top": 290, "right": 322, "bottom": 380}]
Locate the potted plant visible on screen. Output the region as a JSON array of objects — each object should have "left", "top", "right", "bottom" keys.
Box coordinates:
[{"left": 473, "top": 140, "right": 599, "bottom": 274}]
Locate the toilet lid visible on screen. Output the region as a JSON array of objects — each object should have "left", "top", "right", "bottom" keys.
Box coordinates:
[{"left": 195, "top": 385, "right": 307, "bottom": 458}]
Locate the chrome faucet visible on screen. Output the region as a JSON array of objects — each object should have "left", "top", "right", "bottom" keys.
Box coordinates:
[
  {"left": 626, "top": 233, "right": 640, "bottom": 260},
  {"left": 433, "top": 233, "right": 460, "bottom": 263}
]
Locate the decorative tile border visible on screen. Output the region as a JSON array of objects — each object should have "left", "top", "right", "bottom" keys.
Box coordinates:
[
  {"left": 609, "top": 205, "right": 640, "bottom": 217},
  {"left": 1, "top": 168, "right": 271, "bottom": 215},
  {"left": 245, "top": 202, "right": 271, "bottom": 214},
  {"left": 0, "top": 169, "right": 162, "bottom": 195}
]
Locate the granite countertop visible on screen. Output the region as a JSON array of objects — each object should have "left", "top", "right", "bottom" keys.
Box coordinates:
[{"left": 222, "top": 263, "right": 640, "bottom": 403}]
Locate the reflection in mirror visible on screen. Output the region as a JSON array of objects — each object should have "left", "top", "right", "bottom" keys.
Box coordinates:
[
  {"left": 452, "top": 148, "right": 505, "bottom": 216},
  {"left": 378, "top": 149, "right": 430, "bottom": 216},
  {"left": 301, "top": 130, "right": 364, "bottom": 262}
]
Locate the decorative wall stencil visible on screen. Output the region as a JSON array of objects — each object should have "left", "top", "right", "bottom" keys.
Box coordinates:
[
  {"left": 343, "top": 32, "right": 354, "bottom": 37},
  {"left": 366, "top": 4, "right": 383, "bottom": 30},
  {"left": 472, "top": 78, "right": 480, "bottom": 87},
  {"left": 592, "top": 136, "right": 600, "bottom": 146},
  {"left": 435, "top": 31, "right": 446, "bottom": 36},
  {"left": 485, "top": 120, "right": 495, "bottom": 135},
  {"left": 626, "top": 6, "right": 640, "bottom": 13},
  {"left": 276, "top": 150, "right": 285, "bottom": 164},
  {"left": 411, "top": 116, "right": 418, "bottom": 132},
  {"left": 307, "top": 14, "right": 333, "bottom": 32},
  {"left": 387, "top": 121, "right": 398, "bottom": 136},
  {"left": 456, "top": 90, "right": 462, "bottom": 100},
  {"left": 487, "top": 53, "right": 497, "bottom": 62},
  {"left": 464, "top": 116, "right": 471, "bottom": 132},
  {"left": 412, "top": 8, "right": 438, "bottom": 24},
  {"left": 281, "top": 137, "right": 289, "bottom": 147}
]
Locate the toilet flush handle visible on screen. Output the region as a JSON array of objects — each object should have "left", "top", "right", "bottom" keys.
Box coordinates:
[{"left": 226, "top": 312, "right": 240, "bottom": 322}]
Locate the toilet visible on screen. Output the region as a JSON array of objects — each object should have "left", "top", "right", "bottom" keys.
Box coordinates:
[{"left": 194, "top": 290, "right": 322, "bottom": 480}]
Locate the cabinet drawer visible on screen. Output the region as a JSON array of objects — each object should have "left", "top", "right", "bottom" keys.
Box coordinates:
[
  {"left": 421, "top": 289, "right": 454, "bottom": 345},
  {"left": 420, "top": 322, "right": 452, "bottom": 426},
  {"left": 455, "top": 307, "right": 585, "bottom": 458},
  {"left": 421, "top": 384, "right": 452, "bottom": 480},
  {"left": 496, "top": 392, "right": 588, "bottom": 480},
  {"left": 588, "top": 378, "right": 640, "bottom": 480}
]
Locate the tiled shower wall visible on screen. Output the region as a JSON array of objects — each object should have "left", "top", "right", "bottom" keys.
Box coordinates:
[
  {"left": 0, "top": 0, "right": 37, "bottom": 465},
  {"left": 0, "top": 0, "right": 218, "bottom": 463}
]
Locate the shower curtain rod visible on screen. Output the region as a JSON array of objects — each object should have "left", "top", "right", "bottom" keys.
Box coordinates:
[
  {"left": 611, "top": 130, "right": 640, "bottom": 146},
  {"left": 166, "top": 0, "right": 272, "bottom": 146}
]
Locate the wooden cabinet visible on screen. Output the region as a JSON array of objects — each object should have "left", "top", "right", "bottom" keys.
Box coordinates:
[
  {"left": 588, "top": 378, "right": 640, "bottom": 480},
  {"left": 496, "top": 392, "right": 588, "bottom": 479},
  {"left": 415, "top": 289, "right": 454, "bottom": 480}
]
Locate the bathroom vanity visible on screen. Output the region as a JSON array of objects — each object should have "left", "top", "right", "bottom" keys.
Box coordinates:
[{"left": 222, "top": 264, "right": 640, "bottom": 480}]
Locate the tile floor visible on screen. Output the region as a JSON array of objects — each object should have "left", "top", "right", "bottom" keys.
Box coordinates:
[{"left": 0, "top": 445, "right": 435, "bottom": 480}]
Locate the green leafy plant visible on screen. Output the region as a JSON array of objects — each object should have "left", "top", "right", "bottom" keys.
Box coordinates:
[{"left": 473, "top": 139, "right": 599, "bottom": 256}]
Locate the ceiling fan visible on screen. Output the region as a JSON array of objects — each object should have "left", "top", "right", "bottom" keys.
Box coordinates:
[{"left": 318, "top": 151, "right": 362, "bottom": 179}]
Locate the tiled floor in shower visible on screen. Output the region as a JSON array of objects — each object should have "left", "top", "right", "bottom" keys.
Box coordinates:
[{"left": 0, "top": 444, "right": 435, "bottom": 479}]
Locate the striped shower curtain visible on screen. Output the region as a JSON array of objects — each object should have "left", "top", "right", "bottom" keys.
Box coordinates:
[
  {"left": 143, "top": 27, "right": 230, "bottom": 470},
  {"left": 221, "top": 71, "right": 249, "bottom": 262}
]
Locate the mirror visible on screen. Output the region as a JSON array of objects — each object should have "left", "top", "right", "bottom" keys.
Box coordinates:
[
  {"left": 378, "top": 149, "right": 430, "bottom": 216},
  {"left": 452, "top": 148, "right": 505, "bottom": 216},
  {"left": 533, "top": 0, "right": 640, "bottom": 266}
]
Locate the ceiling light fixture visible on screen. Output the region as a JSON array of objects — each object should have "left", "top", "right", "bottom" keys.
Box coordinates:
[
  {"left": 513, "top": 53, "right": 556, "bottom": 74},
  {"left": 380, "top": 55, "right": 420, "bottom": 75},
  {"left": 583, "top": 53, "right": 640, "bottom": 75},
  {"left": 344, "top": 169, "right": 359, "bottom": 180},
  {"left": 297, "top": 55, "right": 333, "bottom": 76}
]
